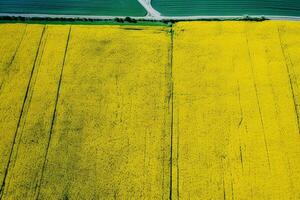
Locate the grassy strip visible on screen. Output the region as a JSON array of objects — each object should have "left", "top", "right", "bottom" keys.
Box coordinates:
[
  {"left": 0, "top": 16, "right": 169, "bottom": 26},
  {"left": 0, "top": 15, "right": 270, "bottom": 26}
]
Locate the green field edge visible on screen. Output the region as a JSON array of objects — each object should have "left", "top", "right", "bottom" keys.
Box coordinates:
[
  {"left": 0, "top": 19, "right": 169, "bottom": 26},
  {"left": 0, "top": 20, "right": 168, "bottom": 26},
  {"left": 0, "top": 15, "right": 273, "bottom": 27}
]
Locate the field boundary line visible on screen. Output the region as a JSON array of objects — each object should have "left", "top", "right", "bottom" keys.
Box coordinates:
[{"left": 35, "top": 25, "right": 72, "bottom": 199}]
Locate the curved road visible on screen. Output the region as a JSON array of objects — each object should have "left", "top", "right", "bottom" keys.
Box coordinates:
[{"left": 137, "top": 0, "right": 161, "bottom": 18}]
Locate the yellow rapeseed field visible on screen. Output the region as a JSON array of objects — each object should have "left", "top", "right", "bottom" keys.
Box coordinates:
[
  {"left": 172, "top": 21, "right": 300, "bottom": 200},
  {"left": 0, "top": 24, "right": 45, "bottom": 197},
  {"left": 1, "top": 24, "right": 71, "bottom": 200},
  {"left": 0, "top": 24, "right": 171, "bottom": 199},
  {"left": 0, "top": 21, "right": 300, "bottom": 199}
]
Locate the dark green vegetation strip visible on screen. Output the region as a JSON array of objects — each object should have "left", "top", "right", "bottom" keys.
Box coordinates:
[
  {"left": 0, "top": 16, "right": 170, "bottom": 26},
  {"left": 0, "top": 15, "right": 269, "bottom": 27}
]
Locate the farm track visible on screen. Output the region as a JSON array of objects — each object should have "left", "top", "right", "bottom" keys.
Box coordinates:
[
  {"left": 137, "top": 0, "right": 161, "bottom": 18},
  {"left": 0, "top": 21, "right": 300, "bottom": 199}
]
